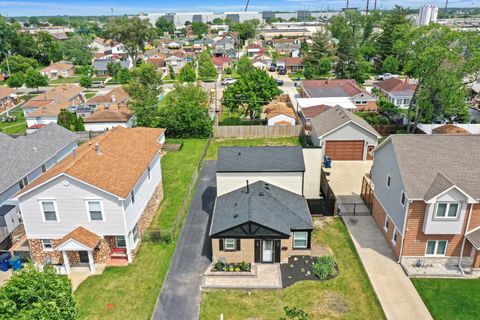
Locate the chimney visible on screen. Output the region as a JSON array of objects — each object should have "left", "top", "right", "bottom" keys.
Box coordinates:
[
  {"left": 95, "top": 142, "right": 103, "bottom": 155},
  {"left": 246, "top": 180, "right": 249, "bottom": 193},
  {"left": 72, "top": 149, "right": 77, "bottom": 158}
]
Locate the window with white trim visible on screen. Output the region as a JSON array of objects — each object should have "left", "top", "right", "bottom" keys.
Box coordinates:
[
  {"left": 435, "top": 202, "right": 460, "bottom": 219},
  {"left": 386, "top": 175, "right": 391, "bottom": 188},
  {"left": 400, "top": 192, "right": 406, "bottom": 206},
  {"left": 42, "top": 239, "right": 53, "bottom": 251},
  {"left": 41, "top": 164, "right": 47, "bottom": 173},
  {"left": 41, "top": 201, "right": 57, "bottom": 221},
  {"left": 383, "top": 217, "right": 389, "bottom": 232},
  {"left": 18, "top": 176, "right": 28, "bottom": 190},
  {"left": 426, "top": 240, "right": 447, "bottom": 256},
  {"left": 87, "top": 200, "right": 103, "bottom": 221},
  {"left": 293, "top": 231, "right": 308, "bottom": 248},
  {"left": 115, "top": 236, "right": 126, "bottom": 248},
  {"left": 392, "top": 228, "right": 398, "bottom": 246},
  {"left": 224, "top": 238, "right": 236, "bottom": 251}
]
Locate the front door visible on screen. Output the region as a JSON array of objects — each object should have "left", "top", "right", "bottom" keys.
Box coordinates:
[
  {"left": 262, "top": 240, "right": 273, "bottom": 263},
  {"left": 78, "top": 251, "right": 89, "bottom": 263}
]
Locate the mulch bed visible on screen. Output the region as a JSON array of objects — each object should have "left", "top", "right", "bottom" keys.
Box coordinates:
[{"left": 280, "top": 255, "right": 339, "bottom": 288}]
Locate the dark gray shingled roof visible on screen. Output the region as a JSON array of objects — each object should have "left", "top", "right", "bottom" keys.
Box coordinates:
[
  {"left": 0, "top": 123, "right": 77, "bottom": 194},
  {"left": 383, "top": 135, "right": 480, "bottom": 200},
  {"left": 311, "top": 105, "right": 381, "bottom": 138},
  {"left": 217, "top": 146, "right": 305, "bottom": 172},
  {"left": 209, "top": 180, "right": 313, "bottom": 236}
]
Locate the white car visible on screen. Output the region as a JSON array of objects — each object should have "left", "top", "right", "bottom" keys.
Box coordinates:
[
  {"left": 376, "top": 73, "right": 398, "bottom": 81},
  {"left": 221, "top": 78, "right": 237, "bottom": 85}
]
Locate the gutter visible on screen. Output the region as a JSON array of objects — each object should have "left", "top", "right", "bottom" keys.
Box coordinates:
[
  {"left": 398, "top": 199, "right": 410, "bottom": 264},
  {"left": 458, "top": 203, "right": 474, "bottom": 276}
]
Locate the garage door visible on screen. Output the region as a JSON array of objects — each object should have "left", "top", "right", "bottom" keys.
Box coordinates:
[{"left": 325, "top": 140, "right": 364, "bottom": 160}]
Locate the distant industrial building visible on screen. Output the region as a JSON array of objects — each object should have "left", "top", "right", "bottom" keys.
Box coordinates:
[
  {"left": 417, "top": 5, "right": 439, "bottom": 26},
  {"left": 141, "top": 11, "right": 263, "bottom": 28}
]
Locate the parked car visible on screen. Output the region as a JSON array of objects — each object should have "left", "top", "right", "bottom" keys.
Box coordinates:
[
  {"left": 278, "top": 68, "right": 287, "bottom": 75},
  {"left": 221, "top": 78, "right": 237, "bottom": 85},
  {"left": 91, "top": 81, "right": 105, "bottom": 88},
  {"left": 376, "top": 73, "right": 397, "bottom": 80},
  {"left": 276, "top": 79, "right": 284, "bottom": 86},
  {"left": 268, "top": 65, "right": 276, "bottom": 72}
]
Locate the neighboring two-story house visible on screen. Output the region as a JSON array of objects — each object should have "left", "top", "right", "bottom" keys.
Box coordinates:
[
  {"left": 367, "top": 135, "right": 480, "bottom": 273},
  {"left": 14, "top": 126, "right": 166, "bottom": 274},
  {"left": 0, "top": 123, "right": 78, "bottom": 249},
  {"left": 210, "top": 147, "right": 314, "bottom": 264},
  {"left": 373, "top": 78, "right": 416, "bottom": 109}
]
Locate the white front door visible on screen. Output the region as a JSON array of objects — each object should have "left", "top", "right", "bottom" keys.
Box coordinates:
[{"left": 262, "top": 240, "right": 273, "bottom": 263}]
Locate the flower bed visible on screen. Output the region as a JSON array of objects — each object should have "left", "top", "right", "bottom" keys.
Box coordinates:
[{"left": 212, "top": 261, "right": 251, "bottom": 272}]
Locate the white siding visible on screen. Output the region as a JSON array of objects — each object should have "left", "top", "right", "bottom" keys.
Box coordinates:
[
  {"left": 26, "top": 116, "right": 58, "bottom": 127},
  {"left": 216, "top": 171, "right": 303, "bottom": 196},
  {"left": 19, "top": 176, "right": 126, "bottom": 238},
  {"left": 84, "top": 121, "right": 131, "bottom": 132}
]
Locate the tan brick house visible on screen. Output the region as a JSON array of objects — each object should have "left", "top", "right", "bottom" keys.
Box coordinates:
[
  {"left": 14, "top": 126, "right": 165, "bottom": 274},
  {"left": 209, "top": 147, "right": 313, "bottom": 264},
  {"left": 365, "top": 135, "right": 480, "bottom": 274}
]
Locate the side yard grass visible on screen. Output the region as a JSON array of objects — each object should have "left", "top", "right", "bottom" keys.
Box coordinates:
[
  {"left": 0, "top": 106, "right": 27, "bottom": 134},
  {"left": 74, "top": 139, "right": 207, "bottom": 320},
  {"left": 200, "top": 218, "right": 385, "bottom": 319},
  {"left": 412, "top": 278, "right": 480, "bottom": 320}
]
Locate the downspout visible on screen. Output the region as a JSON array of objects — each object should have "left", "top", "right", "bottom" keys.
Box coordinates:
[
  {"left": 458, "top": 203, "right": 474, "bottom": 276},
  {"left": 397, "top": 200, "right": 410, "bottom": 264}
]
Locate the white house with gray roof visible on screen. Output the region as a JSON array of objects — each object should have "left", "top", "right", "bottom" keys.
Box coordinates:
[{"left": 0, "top": 123, "right": 77, "bottom": 249}]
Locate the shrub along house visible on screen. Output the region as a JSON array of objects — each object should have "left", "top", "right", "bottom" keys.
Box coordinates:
[{"left": 210, "top": 146, "right": 313, "bottom": 264}]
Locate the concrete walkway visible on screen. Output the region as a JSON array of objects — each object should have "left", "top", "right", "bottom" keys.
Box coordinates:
[
  {"left": 152, "top": 161, "right": 216, "bottom": 320},
  {"left": 343, "top": 216, "right": 432, "bottom": 320}
]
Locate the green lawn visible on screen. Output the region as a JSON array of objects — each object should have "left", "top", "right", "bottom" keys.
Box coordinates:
[
  {"left": 85, "top": 92, "right": 96, "bottom": 99},
  {"left": 200, "top": 218, "right": 385, "bottom": 320},
  {"left": 412, "top": 278, "right": 480, "bottom": 320},
  {"left": 49, "top": 77, "right": 81, "bottom": 84},
  {"left": 205, "top": 136, "right": 301, "bottom": 160},
  {"left": 75, "top": 139, "right": 208, "bottom": 320},
  {"left": 0, "top": 106, "right": 27, "bottom": 134},
  {"left": 218, "top": 109, "right": 263, "bottom": 126}
]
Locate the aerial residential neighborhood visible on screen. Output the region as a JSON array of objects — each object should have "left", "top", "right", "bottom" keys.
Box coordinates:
[{"left": 1, "top": 2, "right": 480, "bottom": 320}]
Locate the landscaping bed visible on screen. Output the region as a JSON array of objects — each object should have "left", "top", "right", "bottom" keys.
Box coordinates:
[
  {"left": 281, "top": 255, "right": 339, "bottom": 288},
  {"left": 212, "top": 261, "right": 251, "bottom": 273}
]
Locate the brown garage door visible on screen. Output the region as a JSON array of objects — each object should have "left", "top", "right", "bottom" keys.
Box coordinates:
[{"left": 325, "top": 140, "right": 364, "bottom": 160}]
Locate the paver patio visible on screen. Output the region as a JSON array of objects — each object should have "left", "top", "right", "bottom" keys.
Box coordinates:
[{"left": 202, "top": 264, "right": 282, "bottom": 289}]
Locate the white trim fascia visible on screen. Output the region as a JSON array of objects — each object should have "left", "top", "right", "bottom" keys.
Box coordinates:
[
  {"left": 55, "top": 238, "right": 96, "bottom": 251},
  {"left": 370, "top": 135, "right": 393, "bottom": 155},
  {"left": 319, "top": 119, "right": 382, "bottom": 140}
]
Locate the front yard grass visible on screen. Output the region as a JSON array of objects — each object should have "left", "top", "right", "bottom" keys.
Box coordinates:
[
  {"left": 0, "top": 106, "right": 27, "bottom": 134},
  {"left": 75, "top": 139, "right": 207, "bottom": 320},
  {"left": 200, "top": 218, "right": 385, "bottom": 319},
  {"left": 205, "top": 136, "right": 301, "bottom": 160},
  {"left": 412, "top": 278, "right": 480, "bottom": 320}
]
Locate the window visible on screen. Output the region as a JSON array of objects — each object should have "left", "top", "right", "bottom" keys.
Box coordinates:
[
  {"left": 435, "top": 202, "right": 460, "bottom": 219},
  {"left": 131, "top": 191, "right": 135, "bottom": 204},
  {"left": 224, "top": 238, "right": 236, "bottom": 251},
  {"left": 132, "top": 224, "right": 138, "bottom": 244},
  {"left": 426, "top": 240, "right": 447, "bottom": 256},
  {"left": 87, "top": 200, "right": 103, "bottom": 221},
  {"left": 384, "top": 217, "right": 389, "bottom": 232},
  {"left": 115, "top": 236, "right": 126, "bottom": 248},
  {"left": 41, "top": 201, "right": 57, "bottom": 221},
  {"left": 41, "top": 164, "right": 47, "bottom": 173},
  {"left": 400, "top": 192, "right": 406, "bottom": 206},
  {"left": 293, "top": 231, "right": 308, "bottom": 249},
  {"left": 42, "top": 239, "right": 53, "bottom": 251},
  {"left": 147, "top": 166, "right": 151, "bottom": 181},
  {"left": 386, "top": 175, "right": 391, "bottom": 188},
  {"left": 18, "top": 177, "right": 28, "bottom": 190},
  {"left": 392, "top": 228, "right": 398, "bottom": 246}
]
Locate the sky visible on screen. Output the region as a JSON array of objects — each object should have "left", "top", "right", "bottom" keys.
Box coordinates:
[{"left": 0, "top": 0, "right": 477, "bottom": 17}]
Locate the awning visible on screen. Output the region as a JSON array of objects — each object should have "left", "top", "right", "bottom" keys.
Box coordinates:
[
  {"left": 55, "top": 226, "right": 101, "bottom": 251},
  {"left": 466, "top": 228, "right": 480, "bottom": 250}
]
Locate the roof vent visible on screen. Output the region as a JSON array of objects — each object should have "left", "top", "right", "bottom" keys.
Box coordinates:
[
  {"left": 259, "top": 192, "right": 264, "bottom": 196},
  {"left": 238, "top": 152, "right": 241, "bottom": 156},
  {"left": 233, "top": 214, "right": 239, "bottom": 218},
  {"left": 95, "top": 142, "right": 103, "bottom": 156}
]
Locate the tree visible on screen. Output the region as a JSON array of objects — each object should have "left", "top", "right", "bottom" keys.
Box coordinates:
[
  {"left": 61, "top": 35, "right": 94, "bottom": 65},
  {"left": 107, "top": 62, "right": 122, "bottom": 79},
  {"left": 0, "top": 264, "right": 78, "bottom": 320},
  {"left": 222, "top": 69, "right": 281, "bottom": 123},
  {"left": 376, "top": 6, "right": 412, "bottom": 61},
  {"left": 236, "top": 55, "right": 254, "bottom": 75},
  {"left": 382, "top": 55, "right": 399, "bottom": 74},
  {"left": 303, "top": 63, "right": 314, "bottom": 80},
  {"left": 79, "top": 75, "right": 92, "bottom": 90},
  {"left": 58, "top": 109, "right": 85, "bottom": 132},
  {"left": 198, "top": 51, "right": 217, "bottom": 79},
  {"left": 104, "top": 17, "right": 155, "bottom": 62},
  {"left": 0, "top": 55, "right": 39, "bottom": 74},
  {"left": 305, "top": 29, "right": 334, "bottom": 65},
  {"left": 25, "top": 69, "right": 48, "bottom": 92},
  {"left": 6, "top": 73, "right": 24, "bottom": 90},
  {"left": 47, "top": 17, "right": 68, "bottom": 26},
  {"left": 212, "top": 18, "right": 224, "bottom": 25},
  {"left": 317, "top": 58, "right": 332, "bottom": 77},
  {"left": 116, "top": 68, "right": 132, "bottom": 84},
  {"left": 75, "top": 65, "right": 94, "bottom": 77},
  {"left": 35, "top": 31, "right": 62, "bottom": 64},
  {"left": 191, "top": 22, "right": 208, "bottom": 36},
  {"left": 155, "top": 17, "right": 174, "bottom": 35},
  {"left": 124, "top": 63, "right": 162, "bottom": 127},
  {"left": 299, "top": 40, "right": 309, "bottom": 57},
  {"left": 157, "top": 84, "right": 212, "bottom": 138},
  {"left": 168, "top": 65, "right": 176, "bottom": 79},
  {"left": 229, "top": 20, "right": 256, "bottom": 43},
  {"left": 178, "top": 63, "right": 196, "bottom": 83}
]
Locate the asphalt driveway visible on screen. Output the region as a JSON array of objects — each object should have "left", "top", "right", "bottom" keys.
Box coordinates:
[{"left": 152, "top": 161, "right": 216, "bottom": 320}]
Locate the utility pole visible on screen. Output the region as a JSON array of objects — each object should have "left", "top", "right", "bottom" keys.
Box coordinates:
[
  {"left": 214, "top": 79, "right": 219, "bottom": 127},
  {"left": 4, "top": 52, "right": 11, "bottom": 75},
  {"left": 444, "top": 0, "right": 448, "bottom": 17},
  {"left": 346, "top": 0, "right": 350, "bottom": 9},
  {"left": 366, "top": 0, "right": 370, "bottom": 15},
  {"left": 374, "top": 0, "right": 377, "bottom": 11}
]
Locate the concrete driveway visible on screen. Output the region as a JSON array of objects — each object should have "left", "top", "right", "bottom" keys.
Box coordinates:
[
  {"left": 343, "top": 216, "right": 432, "bottom": 320},
  {"left": 152, "top": 161, "right": 216, "bottom": 320}
]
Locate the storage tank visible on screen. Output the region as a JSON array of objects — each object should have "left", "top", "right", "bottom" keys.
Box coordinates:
[
  {"left": 430, "top": 5, "right": 439, "bottom": 23},
  {"left": 419, "top": 5, "right": 432, "bottom": 26}
]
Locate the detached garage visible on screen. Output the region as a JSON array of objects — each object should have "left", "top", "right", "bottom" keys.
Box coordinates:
[{"left": 310, "top": 106, "right": 381, "bottom": 161}]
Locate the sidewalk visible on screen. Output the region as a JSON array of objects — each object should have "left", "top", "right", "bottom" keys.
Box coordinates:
[{"left": 343, "top": 216, "right": 432, "bottom": 320}]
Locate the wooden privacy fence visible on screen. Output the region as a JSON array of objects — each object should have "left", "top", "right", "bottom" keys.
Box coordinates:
[
  {"left": 214, "top": 124, "right": 303, "bottom": 138},
  {"left": 361, "top": 176, "right": 374, "bottom": 212}
]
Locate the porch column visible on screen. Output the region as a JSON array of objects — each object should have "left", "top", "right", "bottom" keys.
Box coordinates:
[
  {"left": 125, "top": 235, "right": 132, "bottom": 263},
  {"left": 62, "top": 251, "right": 71, "bottom": 274},
  {"left": 473, "top": 249, "right": 480, "bottom": 269},
  {"left": 88, "top": 250, "right": 96, "bottom": 273}
]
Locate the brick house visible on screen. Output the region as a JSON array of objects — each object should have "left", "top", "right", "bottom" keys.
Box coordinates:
[
  {"left": 14, "top": 127, "right": 165, "bottom": 274},
  {"left": 209, "top": 146, "right": 313, "bottom": 264},
  {"left": 365, "top": 135, "right": 480, "bottom": 274}
]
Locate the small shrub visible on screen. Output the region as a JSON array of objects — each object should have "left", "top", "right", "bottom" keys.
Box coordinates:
[
  {"left": 281, "top": 306, "right": 309, "bottom": 320},
  {"left": 213, "top": 260, "right": 224, "bottom": 271},
  {"left": 312, "top": 256, "right": 336, "bottom": 280}
]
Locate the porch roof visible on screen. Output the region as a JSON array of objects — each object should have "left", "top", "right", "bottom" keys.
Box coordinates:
[
  {"left": 55, "top": 226, "right": 101, "bottom": 251},
  {"left": 466, "top": 228, "right": 480, "bottom": 250}
]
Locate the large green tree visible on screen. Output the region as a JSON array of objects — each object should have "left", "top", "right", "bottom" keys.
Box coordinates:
[
  {"left": 35, "top": 31, "right": 62, "bottom": 64},
  {"left": 178, "top": 63, "right": 196, "bottom": 83},
  {"left": 236, "top": 55, "right": 254, "bottom": 75},
  {"left": 0, "top": 264, "right": 78, "bottom": 320},
  {"left": 6, "top": 73, "right": 24, "bottom": 90},
  {"left": 157, "top": 84, "right": 213, "bottom": 138},
  {"left": 0, "top": 55, "right": 39, "bottom": 74},
  {"left": 58, "top": 109, "right": 85, "bottom": 132},
  {"left": 124, "top": 63, "right": 162, "bottom": 127},
  {"left": 61, "top": 35, "right": 94, "bottom": 65},
  {"left": 155, "top": 17, "right": 174, "bottom": 35},
  {"left": 304, "top": 29, "right": 334, "bottom": 65},
  {"left": 25, "top": 69, "right": 48, "bottom": 92},
  {"left": 198, "top": 51, "right": 217, "bottom": 79},
  {"left": 376, "top": 6, "right": 412, "bottom": 62},
  {"left": 222, "top": 69, "right": 281, "bottom": 123},
  {"left": 191, "top": 22, "right": 208, "bottom": 36}
]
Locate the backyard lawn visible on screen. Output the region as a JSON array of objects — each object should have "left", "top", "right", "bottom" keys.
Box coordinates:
[
  {"left": 74, "top": 139, "right": 207, "bottom": 320},
  {"left": 218, "top": 109, "right": 263, "bottom": 126},
  {"left": 200, "top": 218, "right": 385, "bottom": 320},
  {"left": 0, "top": 106, "right": 27, "bottom": 134},
  {"left": 412, "top": 278, "right": 480, "bottom": 320}
]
